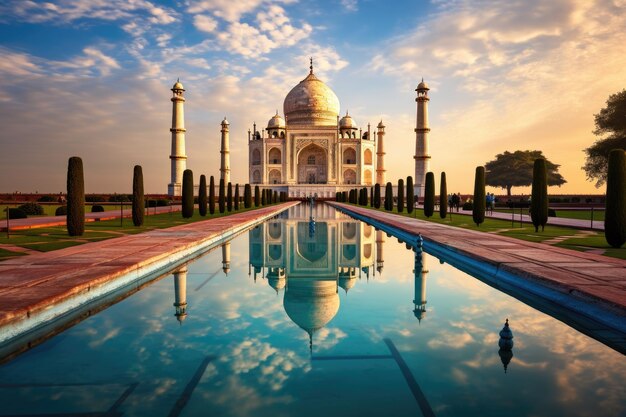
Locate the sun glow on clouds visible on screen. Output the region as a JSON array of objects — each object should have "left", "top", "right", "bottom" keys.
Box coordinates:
[{"left": 0, "top": 0, "right": 624, "bottom": 193}]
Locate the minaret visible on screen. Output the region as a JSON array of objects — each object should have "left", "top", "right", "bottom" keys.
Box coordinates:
[
  {"left": 168, "top": 79, "right": 187, "bottom": 197},
  {"left": 376, "top": 230, "right": 385, "bottom": 274},
  {"left": 173, "top": 266, "right": 188, "bottom": 323},
  {"left": 414, "top": 79, "right": 431, "bottom": 198},
  {"left": 413, "top": 250, "right": 428, "bottom": 322},
  {"left": 376, "top": 121, "right": 386, "bottom": 185},
  {"left": 222, "top": 241, "right": 231, "bottom": 275},
  {"left": 220, "top": 117, "right": 231, "bottom": 184}
]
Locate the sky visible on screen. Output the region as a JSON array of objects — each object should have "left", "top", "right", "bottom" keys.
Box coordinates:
[{"left": 0, "top": 0, "right": 624, "bottom": 195}]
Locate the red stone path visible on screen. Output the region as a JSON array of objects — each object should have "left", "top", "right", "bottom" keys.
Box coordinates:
[
  {"left": 0, "top": 202, "right": 298, "bottom": 331},
  {"left": 329, "top": 203, "right": 626, "bottom": 313},
  {"left": 0, "top": 205, "right": 182, "bottom": 232}
]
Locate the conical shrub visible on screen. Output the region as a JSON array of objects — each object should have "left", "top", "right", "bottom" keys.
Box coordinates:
[
  {"left": 424, "top": 172, "right": 435, "bottom": 218},
  {"left": 198, "top": 175, "right": 207, "bottom": 216},
  {"left": 182, "top": 169, "right": 194, "bottom": 218},
  {"left": 439, "top": 172, "right": 447, "bottom": 219},
  {"left": 132, "top": 165, "right": 144, "bottom": 226},
  {"left": 530, "top": 159, "right": 548, "bottom": 232},
  {"left": 67, "top": 156, "right": 85, "bottom": 236},
  {"left": 605, "top": 149, "right": 626, "bottom": 248},
  {"left": 209, "top": 176, "right": 215, "bottom": 215},
  {"left": 472, "top": 166, "right": 485, "bottom": 226}
]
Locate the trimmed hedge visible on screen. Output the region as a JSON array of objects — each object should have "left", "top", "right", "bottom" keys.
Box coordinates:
[
  {"left": 182, "top": 169, "right": 194, "bottom": 218},
  {"left": 234, "top": 184, "right": 240, "bottom": 210},
  {"left": 227, "top": 182, "right": 233, "bottom": 212},
  {"left": 218, "top": 178, "right": 225, "bottom": 213},
  {"left": 440, "top": 172, "right": 448, "bottom": 219},
  {"left": 37, "top": 195, "right": 57, "bottom": 202},
  {"left": 530, "top": 158, "right": 548, "bottom": 232},
  {"left": 244, "top": 184, "right": 252, "bottom": 208},
  {"left": 132, "top": 165, "right": 144, "bottom": 226},
  {"left": 407, "top": 176, "right": 414, "bottom": 214},
  {"left": 5, "top": 208, "right": 27, "bottom": 219},
  {"left": 254, "top": 185, "right": 260, "bottom": 207},
  {"left": 18, "top": 202, "right": 44, "bottom": 215},
  {"left": 385, "top": 182, "right": 393, "bottom": 211},
  {"left": 67, "top": 156, "right": 85, "bottom": 236},
  {"left": 472, "top": 166, "right": 486, "bottom": 227},
  {"left": 198, "top": 175, "right": 208, "bottom": 216},
  {"left": 397, "top": 179, "right": 405, "bottom": 212},
  {"left": 424, "top": 172, "right": 435, "bottom": 218},
  {"left": 209, "top": 176, "right": 215, "bottom": 215},
  {"left": 55, "top": 206, "right": 67, "bottom": 216},
  {"left": 605, "top": 149, "right": 626, "bottom": 248},
  {"left": 91, "top": 205, "right": 104, "bottom": 213}
]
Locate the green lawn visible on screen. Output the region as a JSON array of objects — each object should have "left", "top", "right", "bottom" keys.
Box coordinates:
[
  {"left": 0, "top": 204, "right": 274, "bottom": 260},
  {"left": 1, "top": 203, "right": 120, "bottom": 219},
  {"left": 346, "top": 204, "right": 625, "bottom": 260}
]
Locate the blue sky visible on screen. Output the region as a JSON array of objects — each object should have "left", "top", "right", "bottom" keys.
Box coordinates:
[{"left": 0, "top": 0, "right": 624, "bottom": 194}]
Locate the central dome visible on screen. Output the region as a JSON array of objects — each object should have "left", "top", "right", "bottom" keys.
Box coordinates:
[{"left": 283, "top": 70, "right": 340, "bottom": 126}]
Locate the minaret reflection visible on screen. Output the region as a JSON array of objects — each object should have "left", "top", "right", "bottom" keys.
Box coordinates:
[
  {"left": 413, "top": 249, "right": 429, "bottom": 322},
  {"left": 376, "top": 229, "right": 385, "bottom": 275},
  {"left": 248, "top": 204, "right": 375, "bottom": 350},
  {"left": 173, "top": 265, "right": 188, "bottom": 324},
  {"left": 222, "top": 242, "right": 231, "bottom": 275},
  {"left": 498, "top": 319, "right": 514, "bottom": 373}
]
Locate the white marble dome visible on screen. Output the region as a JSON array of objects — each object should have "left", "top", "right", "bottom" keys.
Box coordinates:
[{"left": 283, "top": 70, "right": 340, "bottom": 126}]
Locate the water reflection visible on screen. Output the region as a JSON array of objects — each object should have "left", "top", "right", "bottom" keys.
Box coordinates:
[
  {"left": 249, "top": 205, "right": 377, "bottom": 350},
  {"left": 413, "top": 249, "right": 429, "bottom": 323},
  {"left": 172, "top": 266, "right": 188, "bottom": 324}
]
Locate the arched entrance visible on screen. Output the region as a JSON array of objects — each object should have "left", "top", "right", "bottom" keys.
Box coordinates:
[{"left": 298, "top": 144, "right": 327, "bottom": 184}]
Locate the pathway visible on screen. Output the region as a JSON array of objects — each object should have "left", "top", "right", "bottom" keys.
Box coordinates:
[
  {"left": 330, "top": 203, "right": 626, "bottom": 313},
  {"left": 0, "top": 202, "right": 298, "bottom": 336},
  {"left": 454, "top": 208, "right": 604, "bottom": 230},
  {"left": 0, "top": 205, "right": 182, "bottom": 232}
]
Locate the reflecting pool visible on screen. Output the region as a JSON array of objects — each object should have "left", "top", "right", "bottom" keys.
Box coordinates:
[{"left": 0, "top": 203, "right": 624, "bottom": 417}]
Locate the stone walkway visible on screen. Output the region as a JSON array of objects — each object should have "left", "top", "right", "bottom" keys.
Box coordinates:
[
  {"left": 0, "top": 202, "right": 297, "bottom": 334},
  {"left": 455, "top": 208, "right": 604, "bottom": 230},
  {"left": 0, "top": 205, "right": 182, "bottom": 232},
  {"left": 330, "top": 203, "right": 626, "bottom": 313}
]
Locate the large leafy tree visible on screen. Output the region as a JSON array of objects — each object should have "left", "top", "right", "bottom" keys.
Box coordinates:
[
  {"left": 485, "top": 150, "right": 565, "bottom": 196},
  {"left": 583, "top": 90, "right": 626, "bottom": 187}
]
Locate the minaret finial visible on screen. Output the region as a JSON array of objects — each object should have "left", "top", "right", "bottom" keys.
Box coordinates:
[
  {"left": 421, "top": 77, "right": 424, "bottom": 83},
  {"left": 309, "top": 57, "right": 313, "bottom": 74},
  {"left": 177, "top": 77, "right": 180, "bottom": 82}
]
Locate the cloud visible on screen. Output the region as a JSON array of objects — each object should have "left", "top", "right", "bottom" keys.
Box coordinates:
[
  {"left": 186, "top": 0, "right": 296, "bottom": 22},
  {"left": 340, "top": 0, "right": 358, "bottom": 12},
  {"left": 371, "top": 0, "right": 626, "bottom": 193},
  {"left": 2, "top": 0, "right": 177, "bottom": 24},
  {"left": 194, "top": 14, "right": 218, "bottom": 33}
]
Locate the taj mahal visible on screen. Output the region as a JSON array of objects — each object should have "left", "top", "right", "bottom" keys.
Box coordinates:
[{"left": 167, "top": 60, "right": 431, "bottom": 199}]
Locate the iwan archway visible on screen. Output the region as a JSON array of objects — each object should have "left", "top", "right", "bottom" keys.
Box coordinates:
[{"left": 297, "top": 144, "right": 328, "bottom": 184}]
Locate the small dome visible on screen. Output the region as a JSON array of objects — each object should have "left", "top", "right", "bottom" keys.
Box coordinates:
[
  {"left": 416, "top": 79, "right": 429, "bottom": 91},
  {"left": 339, "top": 112, "right": 357, "bottom": 129},
  {"left": 221, "top": 117, "right": 229, "bottom": 126},
  {"left": 377, "top": 120, "right": 385, "bottom": 128},
  {"left": 172, "top": 79, "right": 184, "bottom": 91},
  {"left": 338, "top": 275, "right": 356, "bottom": 293},
  {"left": 267, "top": 111, "right": 285, "bottom": 129}
]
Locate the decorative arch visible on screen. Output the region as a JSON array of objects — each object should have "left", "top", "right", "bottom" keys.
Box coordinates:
[
  {"left": 344, "top": 147, "right": 356, "bottom": 164},
  {"left": 343, "top": 223, "right": 357, "bottom": 240},
  {"left": 252, "top": 149, "right": 261, "bottom": 165},
  {"left": 364, "top": 149, "right": 372, "bottom": 165},
  {"left": 363, "top": 170, "right": 372, "bottom": 185},
  {"left": 252, "top": 170, "right": 261, "bottom": 183},
  {"left": 268, "top": 169, "right": 281, "bottom": 184},
  {"left": 268, "top": 147, "right": 281, "bottom": 164},
  {"left": 297, "top": 144, "right": 327, "bottom": 184},
  {"left": 343, "top": 169, "right": 356, "bottom": 184}
]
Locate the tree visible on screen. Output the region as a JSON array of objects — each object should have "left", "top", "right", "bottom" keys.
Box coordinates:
[
  {"left": 424, "top": 172, "right": 435, "bottom": 218},
  {"left": 385, "top": 182, "right": 393, "bottom": 211},
  {"left": 261, "top": 188, "right": 267, "bottom": 205},
  {"left": 209, "top": 176, "right": 215, "bottom": 214},
  {"left": 234, "top": 184, "right": 240, "bottom": 210},
  {"left": 244, "top": 184, "right": 252, "bottom": 208},
  {"left": 254, "top": 185, "right": 260, "bottom": 207},
  {"left": 485, "top": 150, "right": 566, "bottom": 196},
  {"left": 583, "top": 90, "right": 626, "bottom": 187},
  {"left": 440, "top": 172, "right": 448, "bottom": 219},
  {"left": 198, "top": 175, "right": 208, "bottom": 216},
  {"left": 218, "top": 178, "right": 225, "bottom": 213},
  {"left": 530, "top": 159, "right": 548, "bottom": 232},
  {"left": 473, "top": 166, "right": 486, "bottom": 226},
  {"left": 67, "top": 156, "right": 85, "bottom": 236},
  {"left": 374, "top": 184, "right": 381, "bottom": 208},
  {"left": 227, "top": 182, "right": 233, "bottom": 212},
  {"left": 407, "top": 176, "right": 414, "bottom": 214},
  {"left": 370, "top": 187, "right": 374, "bottom": 207},
  {"left": 182, "top": 169, "right": 194, "bottom": 218},
  {"left": 605, "top": 149, "right": 626, "bottom": 247},
  {"left": 132, "top": 165, "right": 144, "bottom": 226},
  {"left": 397, "top": 179, "right": 405, "bottom": 213}
]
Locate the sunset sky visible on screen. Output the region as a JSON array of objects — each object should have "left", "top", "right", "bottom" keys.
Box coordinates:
[{"left": 0, "top": 0, "right": 624, "bottom": 195}]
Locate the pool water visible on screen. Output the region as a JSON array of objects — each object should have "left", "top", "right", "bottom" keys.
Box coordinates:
[{"left": 0, "top": 203, "right": 624, "bottom": 417}]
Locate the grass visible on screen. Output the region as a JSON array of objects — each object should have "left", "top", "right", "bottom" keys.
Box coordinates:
[
  {"left": 0, "top": 204, "right": 276, "bottom": 260},
  {"left": 346, "top": 203, "right": 626, "bottom": 260},
  {"left": 1, "top": 203, "right": 120, "bottom": 220}
]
